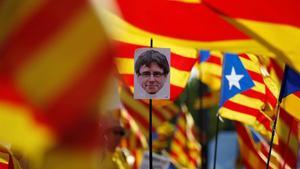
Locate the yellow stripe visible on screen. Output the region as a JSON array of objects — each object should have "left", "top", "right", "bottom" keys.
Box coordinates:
[
  {"left": 200, "top": 63, "right": 222, "bottom": 76},
  {"left": 230, "top": 93, "right": 264, "bottom": 109},
  {"left": 0, "top": 102, "right": 55, "bottom": 159},
  {"left": 281, "top": 94, "right": 300, "bottom": 120},
  {"left": 115, "top": 57, "right": 134, "bottom": 74},
  {"left": 15, "top": 6, "right": 108, "bottom": 105},
  {"left": 240, "top": 55, "right": 261, "bottom": 73},
  {"left": 171, "top": 142, "right": 188, "bottom": 164},
  {"left": 252, "top": 81, "right": 265, "bottom": 93},
  {"left": 100, "top": 9, "right": 273, "bottom": 58},
  {"left": 170, "top": 67, "right": 191, "bottom": 88},
  {"left": 236, "top": 18, "right": 300, "bottom": 72}
]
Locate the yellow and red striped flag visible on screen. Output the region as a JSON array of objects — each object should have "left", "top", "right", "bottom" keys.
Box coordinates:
[
  {"left": 0, "top": 0, "right": 114, "bottom": 161},
  {"left": 168, "top": 111, "right": 201, "bottom": 169},
  {"left": 101, "top": 0, "right": 280, "bottom": 99},
  {"left": 219, "top": 53, "right": 278, "bottom": 140},
  {"left": 203, "top": 0, "right": 300, "bottom": 72},
  {"left": 119, "top": 86, "right": 179, "bottom": 136}
]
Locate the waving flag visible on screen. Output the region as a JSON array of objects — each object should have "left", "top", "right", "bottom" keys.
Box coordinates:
[
  {"left": 219, "top": 53, "right": 275, "bottom": 139},
  {"left": 198, "top": 50, "right": 223, "bottom": 91},
  {"left": 101, "top": 0, "right": 282, "bottom": 99},
  {"left": 278, "top": 66, "right": 300, "bottom": 119},
  {"left": 203, "top": 0, "right": 300, "bottom": 72},
  {"left": 0, "top": 0, "right": 114, "bottom": 160},
  {"left": 168, "top": 111, "right": 201, "bottom": 169}
]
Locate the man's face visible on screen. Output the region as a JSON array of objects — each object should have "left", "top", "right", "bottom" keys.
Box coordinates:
[{"left": 138, "top": 63, "right": 167, "bottom": 94}]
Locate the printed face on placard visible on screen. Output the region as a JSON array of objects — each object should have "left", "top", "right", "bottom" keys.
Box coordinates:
[
  {"left": 137, "top": 63, "right": 167, "bottom": 94},
  {"left": 134, "top": 48, "right": 170, "bottom": 99}
]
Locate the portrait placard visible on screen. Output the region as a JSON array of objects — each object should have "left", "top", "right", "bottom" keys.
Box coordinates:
[{"left": 134, "top": 48, "right": 170, "bottom": 99}]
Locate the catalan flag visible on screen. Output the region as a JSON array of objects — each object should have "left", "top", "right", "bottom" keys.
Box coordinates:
[
  {"left": 119, "top": 86, "right": 179, "bottom": 137},
  {"left": 236, "top": 123, "right": 276, "bottom": 169},
  {"left": 102, "top": 0, "right": 282, "bottom": 99},
  {"left": 168, "top": 111, "right": 201, "bottom": 169},
  {"left": 278, "top": 66, "right": 300, "bottom": 120},
  {"left": 219, "top": 53, "right": 276, "bottom": 139},
  {"left": 198, "top": 50, "right": 223, "bottom": 91},
  {"left": 236, "top": 120, "right": 299, "bottom": 169},
  {"left": 203, "top": 0, "right": 300, "bottom": 72},
  {"left": 0, "top": 0, "right": 113, "bottom": 161}
]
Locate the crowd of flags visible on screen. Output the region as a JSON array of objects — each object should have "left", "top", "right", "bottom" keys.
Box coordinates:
[{"left": 0, "top": 0, "right": 300, "bottom": 169}]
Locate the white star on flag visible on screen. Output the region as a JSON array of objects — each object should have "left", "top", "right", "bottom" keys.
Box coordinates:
[{"left": 225, "top": 67, "right": 244, "bottom": 90}]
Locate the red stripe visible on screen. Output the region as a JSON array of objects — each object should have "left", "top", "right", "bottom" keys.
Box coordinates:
[
  {"left": 170, "top": 53, "right": 197, "bottom": 71},
  {"left": 224, "top": 101, "right": 272, "bottom": 130},
  {"left": 117, "top": 0, "right": 249, "bottom": 41},
  {"left": 173, "top": 136, "right": 198, "bottom": 166},
  {"left": 265, "top": 87, "right": 277, "bottom": 109},
  {"left": 206, "top": 54, "right": 222, "bottom": 65},
  {"left": 238, "top": 53, "right": 250, "bottom": 60},
  {"left": 122, "top": 104, "right": 149, "bottom": 133},
  {"left": 242, "top": 89, "right": 265, "bottom": 102},
  {"left": 44, "top": 47, "right": 113, "bottom": 137},
  {"left": 269, "top": 58, "right": 283, "bottom": 80},
  {"left": 1, "top": 0, "right": 88, "bottom": 73},
  {"left": 247, "top": 70, "right": 264, "bottom": 83},
  {"left": 170, "top": 84, "right": 184, "bottom": 100},
  {"left": 204, "top": 0, "right": 300, "bottom": 28}
]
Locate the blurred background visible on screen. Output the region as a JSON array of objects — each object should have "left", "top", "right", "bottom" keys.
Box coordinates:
[{"left": 1, "top": 0, "right": 300, "bottom": 169}]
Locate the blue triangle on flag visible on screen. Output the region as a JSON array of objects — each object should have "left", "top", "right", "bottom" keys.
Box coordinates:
[
  {"left": 279, "top": 65, "right": 300, "bottom": 101},
  {"left": 219, "top": 53, "right": 255, "bottom": 107}
]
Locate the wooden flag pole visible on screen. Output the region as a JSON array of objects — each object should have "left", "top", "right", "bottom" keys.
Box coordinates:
[
  {"left": 213, "top": 114, "right": 220, "bottom": 169},
  {"left": 149, "top": 38, "right": 153, "bottom": 169}
]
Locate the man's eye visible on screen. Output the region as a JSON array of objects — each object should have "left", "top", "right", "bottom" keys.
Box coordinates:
[
  {"left": 141, "top": 72, "right": 151, "bottom": 76},
  {"left": 153, "top": 72, "right": 163, "bottom": 77}
]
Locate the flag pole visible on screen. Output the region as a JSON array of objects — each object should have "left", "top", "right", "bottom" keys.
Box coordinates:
[
  {"left": 213, "top": 114, "right": 220, "bottom": 169},
  {"left": 266, "top": 100, "right": 281, "bottom": 169},
  {"left": 149, "top": 38, "right": 153, "bottom": 169}
]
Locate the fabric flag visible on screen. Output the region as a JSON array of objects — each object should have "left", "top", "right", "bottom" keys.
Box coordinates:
[
  {"left": 0, "top": 0, "right": 114, "bottom": 163},
  {"left": 263, "top": 61, "right": 299, "bottom": 168},
  {"left": 168, "top": 111, "right": 201, "bottom": 169},
  {"left": 119, "top": 86, "right": 179, "bottom": 137},
  {"left": 236, "top": 123, "right": 276, "bottom": 169},
  {"left": 101, "top": 0, "right": 281, "bottom": 99},
  {"left": 219, "top": 53, "right": 275, "bottom": 139},
  {"left": 203, "top": 0, "right": 300, "bottom": 72},
  {"left": 236, "top": 121, "right": 298, "bottom": 169},
  {"left": 278, "top": 66, "right": 300, "bottom": 121},
  {"left": 198, "top": 50, "right": 223, "bottom": 91}
]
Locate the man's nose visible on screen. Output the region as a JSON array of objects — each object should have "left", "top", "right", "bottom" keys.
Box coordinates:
[{"left": 149, "top": 75, "right": 156, "bottom": 81}]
